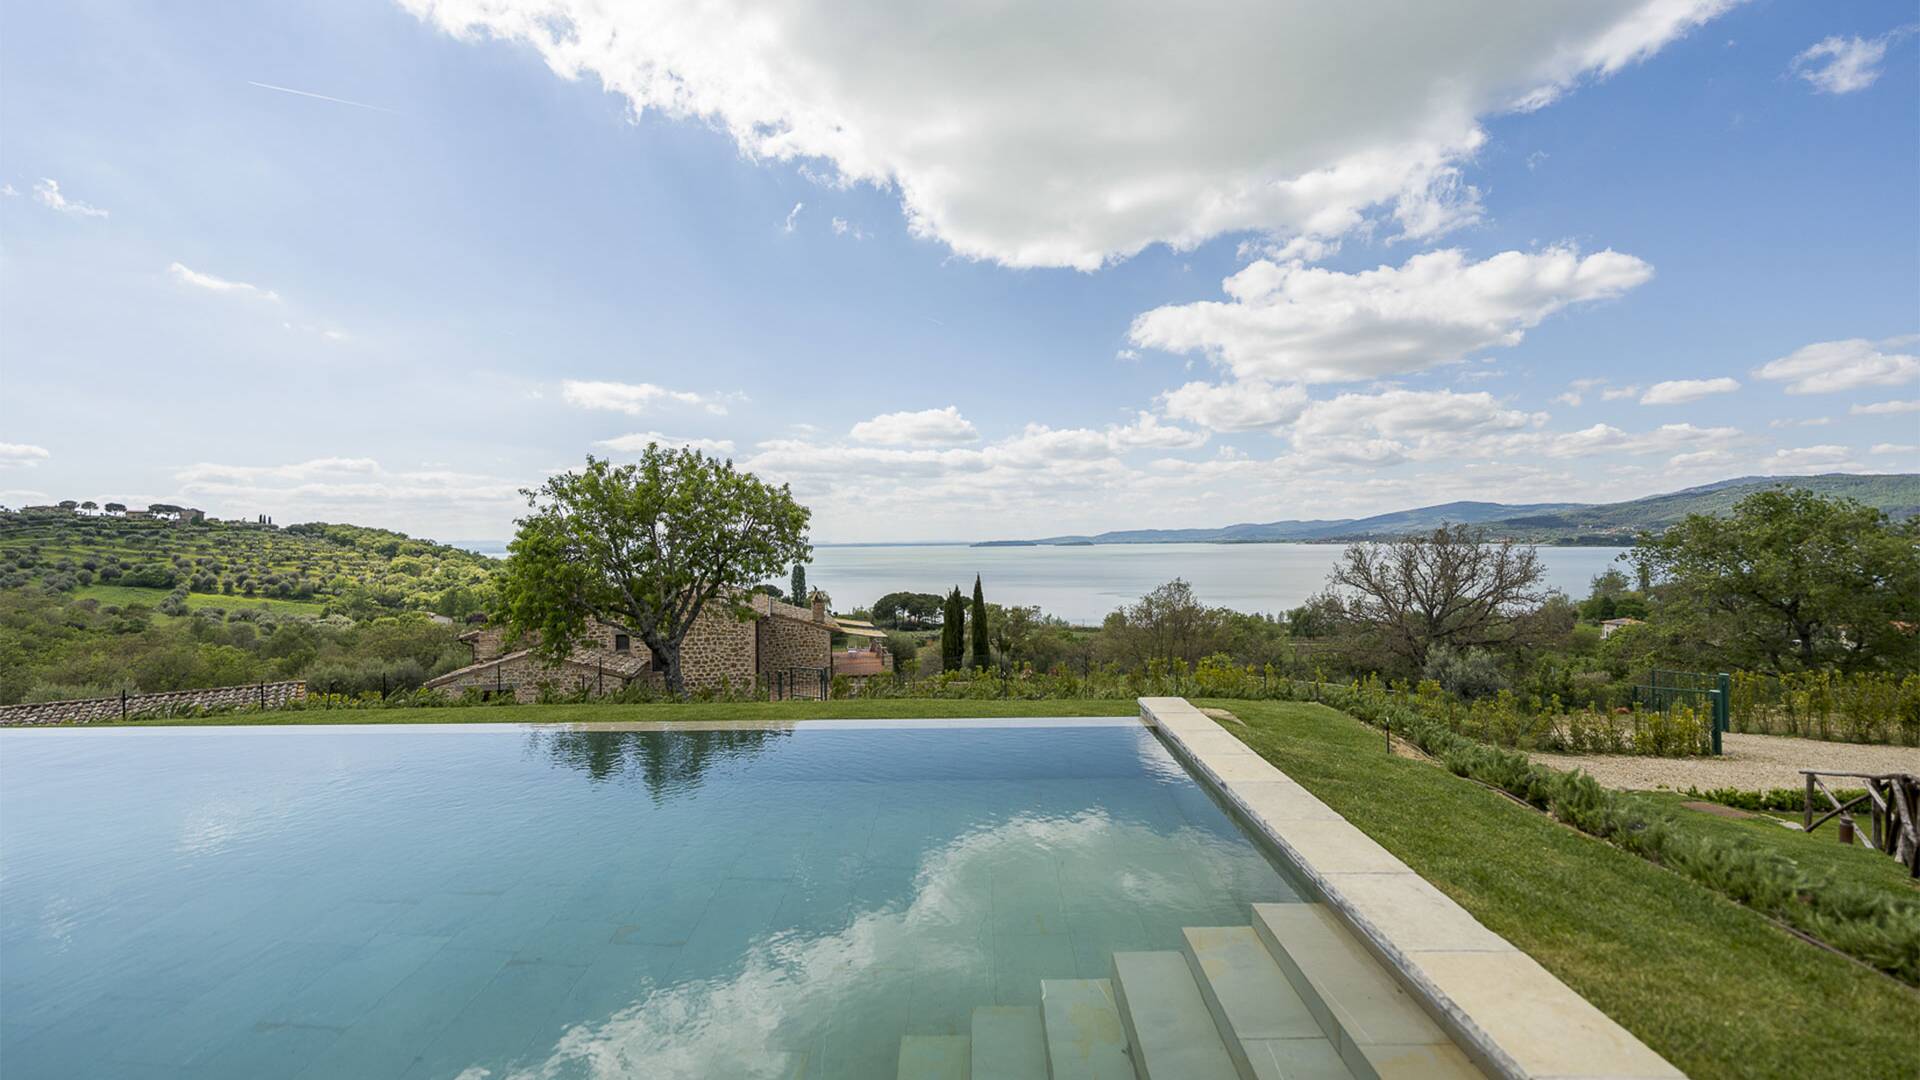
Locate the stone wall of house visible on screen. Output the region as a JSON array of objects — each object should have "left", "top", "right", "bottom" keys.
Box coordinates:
[
  {"left": 758, "top": 614, "right": 831, "bottom": 675},
  {"left": 680, "top": 605, "right": 759, "bottom": 688},
  {"left": 0, "top": 681, "right": 308, "bottom": 726}
]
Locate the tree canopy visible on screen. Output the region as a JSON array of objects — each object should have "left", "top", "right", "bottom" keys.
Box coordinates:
[
  {"left": 1631, "top": 488, "right": 1919, "bottom": 671},
  {"left": 496, "top": 450, "right": 811, "bottom": 693},
  {"left": 1327, "top": 524, "right": 1548, "bottom": 671}
]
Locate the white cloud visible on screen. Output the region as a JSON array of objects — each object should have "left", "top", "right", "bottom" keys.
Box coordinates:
[
  {"left": 1754, "top": 336, "right": 1920, "bottom": 394},
  {"left": 172, "top": 457, "right": 527, "bottom": 521},
  {"left": 1760, "top": 444, "right": 1859, "bottom": 474},
  {"left": 849, "top": 406, "right": 979, "bottom": 446},
  {"left": 0, "top": 443, "right": 52, "bottom": 468},
  {"left": 594, "top": 432, "right": 736, "bottom": 455},
  {"left": 1640, "top": 377, "right": 1739, "bottom": 405},
  {"left": 782, "top": 201, "right": 803, "bottom": 232},
  {"left": 1871, "top": 443, "right": 1919, "bottom": 455},
  {"left": 168, "top": 261, "right": 280, "bottom": 301},
  {"left": 829, "top": 217, "right": 867, "bottom": 240},
  {"left": 1512, "top": 422, "right": 1740, "bottom": 459},
  {"left": 1553, "top": 377, "right": 1608, "bottom": 407},
  {"left": 33, "top": 178, "right": 108, "bottom": 219},
  {"left": 1791, "top": 27, "right": 1915, "bottom": 94},
  {"left": 1160, "top": 379, "right": 1307, "bottom": 433},
  {"left": 402, "top": 0, "right": 1731, "bottom": 269},
  {"left": 1600, "top": 384, "right": 1641, "bottom": 400},
  {"left": 1852, "top": 399, "right": 1920, "bottom": 415},
  {"left": 1768, "top": 416, "right": 1830, "bottom": 428},
  {"left": 1128, "top": 246, "right": 1652, "bottom": 384},
  {"left": 561, "top": 379, "right": 738, "bottom": 416},
  {"left": 1289, "top": 389, "right": 1538, "bottom": 465}
]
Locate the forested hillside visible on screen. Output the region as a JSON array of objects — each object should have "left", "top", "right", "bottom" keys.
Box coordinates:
[{"left": 0, "top": 513, "right": 497, "bottom": 617}]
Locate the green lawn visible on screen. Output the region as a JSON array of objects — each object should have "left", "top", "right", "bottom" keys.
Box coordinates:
[
  {"left": 72, "top": 584, "right": 330, "bottom": 616},
  {"left": 1204, "top": 698, "right": 1920, "bottom": 1080},
  {"left": 98, "top": 697, "right": 1141, "bottom": 727}
]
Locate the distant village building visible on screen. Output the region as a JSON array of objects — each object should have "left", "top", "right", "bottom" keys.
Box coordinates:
[
  {"left": 424, "top": 592, "right": 838, "bottom": 701},
  {"left": 1600, "top": 617, "right": 1645, "bottom": 639}
]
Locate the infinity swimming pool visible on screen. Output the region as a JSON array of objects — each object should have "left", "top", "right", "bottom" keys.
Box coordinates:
[{"left": 0, "top": 719, "right": 1302, "bottom": 1078}]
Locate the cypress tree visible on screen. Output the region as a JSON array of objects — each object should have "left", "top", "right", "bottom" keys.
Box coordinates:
[
  {"left": 941, "top": 586, "right": 966, "bottom": 671},
  {"left": 791, "top": 562, "right": 807, "bottom": 605},
  {"left": 970, "top": 574, "right": 990, "bottom": 671}
]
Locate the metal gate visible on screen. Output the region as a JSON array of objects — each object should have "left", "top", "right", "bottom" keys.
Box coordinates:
[
  {"left": 769, "top": 667, "right": 831, "bottom": 702},
  {"left": 1632, "top": 669, "right": 1730, "bottom": 754}
]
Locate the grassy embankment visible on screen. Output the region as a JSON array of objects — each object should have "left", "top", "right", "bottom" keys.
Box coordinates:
[
  {"left": 1208, "top": 697, "right": 1919, "bottom": 1080},
  {"left": 70, "top": 583, "right": 329, "bottom": 616}
]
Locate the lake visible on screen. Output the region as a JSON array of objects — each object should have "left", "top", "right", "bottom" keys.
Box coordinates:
[{"left": 810, "top": 543, "right": 1631, "bottom": 624}]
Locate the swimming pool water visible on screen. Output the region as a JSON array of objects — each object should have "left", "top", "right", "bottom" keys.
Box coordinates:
[{"left": 0, "top": 720, "right": 1300, "bottom": 1078}]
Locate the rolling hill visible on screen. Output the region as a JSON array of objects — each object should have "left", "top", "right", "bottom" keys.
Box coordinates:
[{"left": 977, "top": 473, "right": 1920, "bottom": 546}]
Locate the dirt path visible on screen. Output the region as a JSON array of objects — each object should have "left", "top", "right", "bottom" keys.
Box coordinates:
[{"left": 1529, "top": 733, "right": 1920, "bottom": 791}]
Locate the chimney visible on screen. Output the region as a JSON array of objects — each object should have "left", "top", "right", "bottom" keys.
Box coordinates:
[{"left": 811, "top": 591, "right": 827, "bottom": 623}]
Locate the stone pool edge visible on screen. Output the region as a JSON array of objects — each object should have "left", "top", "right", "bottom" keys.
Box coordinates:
[{"left": 1139, "top": 696, "right": 1685, "bottom": 1080}]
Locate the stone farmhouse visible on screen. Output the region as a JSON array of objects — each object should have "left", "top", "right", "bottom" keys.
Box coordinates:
[{"left": 424, "top": 592, "right": 838, "bottom": 701}]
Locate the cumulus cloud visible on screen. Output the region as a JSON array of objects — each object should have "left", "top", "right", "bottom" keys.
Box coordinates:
[
  {"left": 594, "top": 432, "right": 736, "bottom": 455},
  {"left": 1553, "top": 377, "right": 1609, "bottom": 407},
  {"left": 1600, "top": 384, "right": 1641, "bottom": 400},
  {"left": 33, "top": 178, "right": 108, "bottom": 219},
  {"left": 401, "top": 0, "right": 1731, "bottom": 269},
  {"left": 1288, "top": 389, "right": 1539, "bottom": 465},
  {"left": 1791, "top": 27, "right": 1915, "bottom": 94},
  {"left": 1128, "top": 246, "right": 1652, "bottom": 384},
  {"left": 0, "top": 443, "right": 52, "bottom": 468},
  {"left": 1754, "top": 336, "right": 1920, "bottom": 394},
  {"left": 1160, "top": 380, "right": 1308, "bottom": 433},
  {"left": 1640, "top": 377, "right": 1739, "bottom": 405},
  {"left": 848, "top": 406, "right": 979, "bottom": 446},
  {"left": 1760, "top": 444, "right": 1860, "bottom": 474},
  {"left": 561, "top": 379, "right": 738, "bottom": 416},
  {"left": 173, "top": 457, "right": 526, "bottom": 521},
  {"left": 1852, "top": 399, "right": 1920, "bottom": 415},
  {"left": 1871, "top": 443, "right": 1919, "bottom": 455},
  {"left": 168, "top": 261, "right": 280, "bottom": 301}
]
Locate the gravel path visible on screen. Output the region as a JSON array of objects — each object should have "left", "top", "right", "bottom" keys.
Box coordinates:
[{"left": 1529, "top": 733, "right": 1920, "bottom": 791}]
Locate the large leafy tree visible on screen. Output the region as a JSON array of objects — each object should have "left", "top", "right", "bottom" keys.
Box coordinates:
[
  {"left": 1631, "top": 489, "right": 1919, "bottom": 671},
  {"left": 1327, "top": 524, "right": 1547, "bottom": 671},
  {"left": 970, "top": 575, "right": 991, "bottom": 670},
  {"left": 497, "top": 451, "right": 811, "bottom": 694}
]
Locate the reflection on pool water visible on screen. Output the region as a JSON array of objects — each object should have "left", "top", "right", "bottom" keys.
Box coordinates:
[{"left": 0, "top": 720, "right": 1299, "bottom": 1079}]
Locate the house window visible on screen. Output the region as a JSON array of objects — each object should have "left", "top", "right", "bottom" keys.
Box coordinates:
[{"left": 614, "top": 633, "right": 631, "bottom": 653}]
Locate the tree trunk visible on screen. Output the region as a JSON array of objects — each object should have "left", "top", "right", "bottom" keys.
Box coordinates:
[{"left": 647, "top": 640, "right": 684, "bottom": 696}]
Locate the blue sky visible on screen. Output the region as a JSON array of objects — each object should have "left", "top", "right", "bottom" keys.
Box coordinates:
[{"left": 3, "top": 0, "right": 1916, "bottom": 542}]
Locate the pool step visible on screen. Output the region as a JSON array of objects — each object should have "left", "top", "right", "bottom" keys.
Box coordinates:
[
  {"left": 1110, "top": 951, "right": 1240, "bottom": 1080},
  {"left": 1182, "top": 925, "right": 1350, "bottom": 1079},
  {"left": 898, "top": 1034, "right": 970, "bottom": 1080},
  {"left": 1251, "top": 903, "right": 1480, "bottom": 1080},
  {"left": 1039, "top": 978, "right": 1135, "bottom": 1080},
  {"left": 969, "top": 1005, "right": 1046, "bottom": 1080}
]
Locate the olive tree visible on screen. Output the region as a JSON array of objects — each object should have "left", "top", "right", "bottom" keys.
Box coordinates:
[
  {"left": 497, "top": 451, "right": 811, "bottom": 694},
  {"left": 1327, "top": 524, "right": 1547, "bottom": 671}
]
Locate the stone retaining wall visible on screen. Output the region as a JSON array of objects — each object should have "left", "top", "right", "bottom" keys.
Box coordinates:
[{"left": 0, "top": 681, "right": 309, "bottom": 726}]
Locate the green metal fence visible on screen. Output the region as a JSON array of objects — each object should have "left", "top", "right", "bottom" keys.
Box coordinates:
[{"left": 1632, "top": 668, "right": 1731, "bottom": 754}]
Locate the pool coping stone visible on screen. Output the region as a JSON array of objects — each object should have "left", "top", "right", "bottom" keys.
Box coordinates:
[{"left": 1139, "top": 696, "right": 1684, "bottom": 1080}]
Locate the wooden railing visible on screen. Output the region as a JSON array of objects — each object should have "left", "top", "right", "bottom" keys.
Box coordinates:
[{"left": 1802, "top": 769, "right": 1920, "bottom": 878}]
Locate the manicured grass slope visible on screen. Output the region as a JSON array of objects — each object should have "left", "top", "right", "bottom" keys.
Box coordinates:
[
  {"left": 1207, "top": 698, "right": 1920, "bottom": 1080},
  {"left": 72, "top": 583, "right": 328, "bottom": 616},
  {"left": 103, "top": 698, "right": 1141, "bottom": 726}
]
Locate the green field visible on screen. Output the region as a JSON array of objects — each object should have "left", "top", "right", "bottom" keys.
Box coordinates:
[
  {"left": 1207, "top": 698, "right": 1919, "bottom": 1079},
  {"left": 71, "top": 583, "right": 330, "bottom": 616}
]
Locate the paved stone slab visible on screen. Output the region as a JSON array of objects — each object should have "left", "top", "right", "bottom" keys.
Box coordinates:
[
  {"left": 969, "top": 1006, "right": 1045, "bottom": 1080},
  {"left": 1405, "top": 952, "right": 1684, "bottom": 1079},
  {"left": 1137, "top": 696, "right": 1685, "bottom": 1080},
  {"left": 1196, "top": 752, "right": 1290, "bottom": 783},
  {"left": 1320, "top": 873, "right": 1513, "bottom": 955},
  {"left": 1251, "top": 903, "right": 1447, "bottom": 1049},
  {"left": 1110, "top": 951, "right": 1239, "bottom": 1080},
  {"left": 1183, "top": 926, "right": 1322, "bottom": 1041},
  {"left": 1243, "top": 1036, "right": 1357, "bottom": 1080},
  {"left": 1039, "top": 979, "right": 1133, "bottom": 1080},
  {"left": 898, "top": 1034, "right": 970, "bottom": 1080}
]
